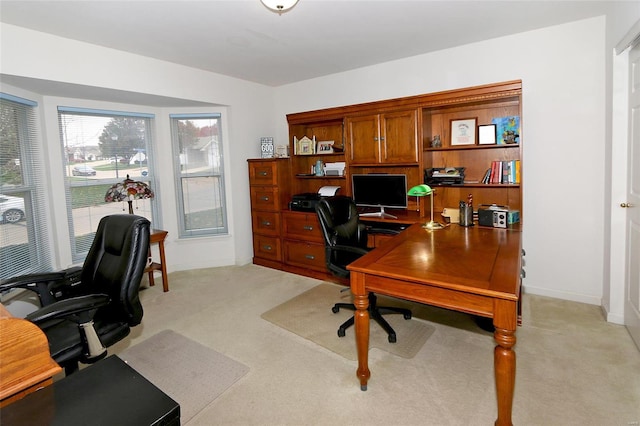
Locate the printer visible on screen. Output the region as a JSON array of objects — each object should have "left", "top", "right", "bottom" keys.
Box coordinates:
[
  {"left": 289, "top": 186, "right": 340, "bottom": 212},
  {"left": 289, "top": 193, "right": 321, "bottom": 212}
]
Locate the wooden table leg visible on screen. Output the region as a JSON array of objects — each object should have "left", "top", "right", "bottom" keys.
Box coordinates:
[
  {"left": 157, "top": 239, "right": 168, "bottom": 292},
  {"left": 351, "top": 272, "right": 371, "bottom": 391},
  {"left": 493, "top": 324, "right": 516, "bottom": 425}
]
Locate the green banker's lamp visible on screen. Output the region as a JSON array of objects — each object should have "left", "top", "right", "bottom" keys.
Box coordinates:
[{"left": 407, "top": 184, "right": 445, "bottom": 230}]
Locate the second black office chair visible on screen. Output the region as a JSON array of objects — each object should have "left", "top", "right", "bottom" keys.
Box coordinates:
[
  {"left": 0, "top": 214, "right": 150, "bottom": 375},
  {"left": 315, "top": 196, "right": 411, "bottom": 343}
]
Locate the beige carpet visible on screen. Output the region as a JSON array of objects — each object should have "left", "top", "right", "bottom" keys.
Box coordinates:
[
  {"left": 119, "top": 329, "right": 249, "bottom": 424},
  {"left": 261, "top": 283, "right": 435, "bottom": 360}
]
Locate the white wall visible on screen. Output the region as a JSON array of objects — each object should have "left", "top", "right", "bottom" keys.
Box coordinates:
[
  {"left": 0, "top": 23, "right": 275, "bottom": 271},
  {"left": 3, "top": 13, "right": 640, "bottom": 309},
  {"left": 274, "top": 17, "right": 608, "bottom": 305}
]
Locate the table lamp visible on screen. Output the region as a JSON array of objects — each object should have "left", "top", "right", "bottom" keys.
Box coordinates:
[
  {"left": 105, "top": 175, "right": 154, "bottom": 214},
  {"left": 407, "top": 184, "right": 445, "bottom": 230}
]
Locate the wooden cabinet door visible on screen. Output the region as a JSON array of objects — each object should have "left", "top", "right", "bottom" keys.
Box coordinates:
[
  {"left": 347, "top": 114, "right": 380, "bottom": 164},
  {"left": 381, "top": 109, "right": 418, "bottom": 163}
]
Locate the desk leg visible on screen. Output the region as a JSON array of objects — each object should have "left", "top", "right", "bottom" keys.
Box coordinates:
[
  {"left": 493, "top": 325, "right": 516, "bottom": 426},
  {"left": 351, "top": 272, "right": 370, "bottom": 391}
]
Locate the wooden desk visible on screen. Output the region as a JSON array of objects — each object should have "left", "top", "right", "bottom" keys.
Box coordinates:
[
  {"left": 145, "top": 229, "right": 169, "bottom": 292},
  {"left": 0, "top": 304, "right": 62, "bottom": 407},
  {"left": 348, "top": 223, "right": 522, "bottom": 426}
]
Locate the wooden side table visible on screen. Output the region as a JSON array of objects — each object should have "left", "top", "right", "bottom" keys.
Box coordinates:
[{"left": 145, "top": 229, "right": 169, "bottom": 292}]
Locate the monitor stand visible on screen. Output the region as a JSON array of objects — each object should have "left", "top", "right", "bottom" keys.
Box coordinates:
[{"left": 359, "top": 206, "right": 397, "bottom": 219}]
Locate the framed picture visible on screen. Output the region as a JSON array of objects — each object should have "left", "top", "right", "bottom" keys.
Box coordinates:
[
  {"left": 450, "top": 118, "right": 477, "bottom": 146},
  {"left": 478, "top": 124, "right": 497, "bottom": 145},
  {"left": 317, "top": 140, "right": 334, "bottom": 153},
  {"left": 492, "top": 116, "right": 520, "bottom": 144},
  {"left": 297, "top": 136, "right": 314, "bottom": 155}
]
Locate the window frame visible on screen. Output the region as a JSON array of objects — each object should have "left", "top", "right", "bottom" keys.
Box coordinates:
[
  {"left": 57, "top": 106, "right": 159, "bottom": 263},
  {"left": 169, "top": 112, "right": 228, "bottom": 238},
  {"left": 0, "top": 93, "right": 52, "bottom": 279}
]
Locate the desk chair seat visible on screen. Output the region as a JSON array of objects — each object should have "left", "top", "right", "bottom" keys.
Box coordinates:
[{"left": 316, "top": 196, "right": 411, "bottom": 343}]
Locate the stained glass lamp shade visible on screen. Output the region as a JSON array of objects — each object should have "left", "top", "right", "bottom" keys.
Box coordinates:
[{"left": 104, "top": 175, "right": 154, "bottom": 214}]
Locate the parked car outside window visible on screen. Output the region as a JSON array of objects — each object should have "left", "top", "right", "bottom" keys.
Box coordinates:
[
  {"left": 0, "top": 194, "right": 25, "bottom": 223},
  {"left": 72, "top": 165, "right": 97, "bottom": 176}
]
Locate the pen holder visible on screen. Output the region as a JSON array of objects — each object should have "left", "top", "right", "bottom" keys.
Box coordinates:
[{"left": 459, "top": 204, "right": 474, "bottom": 227}]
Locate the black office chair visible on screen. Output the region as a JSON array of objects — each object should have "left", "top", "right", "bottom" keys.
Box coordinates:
[
  {"left": 315, "top": 196, "right": 411, "bottom": 343},
  {"left": 0, "top": 214, "right": 150, "bottom": 375}
]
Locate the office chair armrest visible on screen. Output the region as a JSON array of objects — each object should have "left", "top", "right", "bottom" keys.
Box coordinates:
[
  {"left": 25, "top": 294, "right": 110, "bottom": 325},
  {"left": 0, "top": 271, "right": 67, "bottom": 292},
  {"left": 0, "top": 266, "right": 83, "bottom": 306}
]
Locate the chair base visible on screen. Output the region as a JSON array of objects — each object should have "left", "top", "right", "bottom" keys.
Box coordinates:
[{"left": 332, "top": 292, "right": 411, "bottom": 343}]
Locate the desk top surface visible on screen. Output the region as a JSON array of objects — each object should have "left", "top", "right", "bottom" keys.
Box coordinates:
[{"left": 348, "top": 223, "right": 521, "bottom": 301}]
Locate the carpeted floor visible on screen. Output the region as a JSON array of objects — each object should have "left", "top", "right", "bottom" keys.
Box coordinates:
[
  {"left": 100, "top": 264, "right": 639, "bottom": 425},
  {"left": 119, "top": 329, "right": 249, "bottom": 423},
  {"left": 261, "top": 283, "right": 435, "bottom": 360}
]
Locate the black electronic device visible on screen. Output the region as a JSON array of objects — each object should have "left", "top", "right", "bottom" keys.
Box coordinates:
[
  {"left": 424, "top": 167, "right": 465, "bottom": 185},
  {"left": 351, "top": 174, "right": 407, "bottom": 219},
  {"left": 289, "top": 193, "right": 321, "bottom": 212}
]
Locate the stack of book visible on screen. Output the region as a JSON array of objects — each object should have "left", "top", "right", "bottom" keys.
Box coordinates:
[{"left": 482, "top": 160, "right": 520, "bottom": 184}]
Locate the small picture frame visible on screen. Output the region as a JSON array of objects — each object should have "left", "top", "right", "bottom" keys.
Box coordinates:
[
  {"left": 478, "top": 124, "right": 497, "bottom": 145},
  {"left": 297, "top": 136, "right": 314, "bottom": 155},
  {"left": 450, "top": 118, "right": 477, "bottom": 146},
  {"left": 317, "top": 140, "right": 334, "bottom": 153}
]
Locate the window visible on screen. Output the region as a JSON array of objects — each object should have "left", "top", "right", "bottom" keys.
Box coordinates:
[
  {"left": 0, "top": 93, "right": 52, "bottom": 279},
  {"left": 170, "top": 114, "right": 227, "bottom": 237},
  {"left": 58, "top": 107, "right": 157, "bottom": 262}
]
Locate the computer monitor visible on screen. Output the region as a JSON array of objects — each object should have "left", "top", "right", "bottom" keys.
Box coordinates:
[{"left": 351, "top": 174, "right": 407, "bottom": 219}]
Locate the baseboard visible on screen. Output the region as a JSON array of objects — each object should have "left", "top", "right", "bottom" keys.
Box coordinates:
[
  {"left": 522, "top": 284, "right": 602, "bottom": 306},
  {"left": 600, "top": 305, "right": 625, "bottom": 325}
]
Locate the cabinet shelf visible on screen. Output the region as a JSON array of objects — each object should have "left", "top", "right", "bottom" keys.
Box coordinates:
[
  {"left": 424, "top": 144, "right": 520, "bottom": 152},
  {"left": 295, "top": 175, "right": 346, "bottom": 179},
  {"left": 432, "top": 183, "right": 520, "bottom": 188}
]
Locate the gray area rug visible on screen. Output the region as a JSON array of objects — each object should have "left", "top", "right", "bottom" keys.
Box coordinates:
[
  {"left": 261, "top": 283, "right": 435, "bottom": 360},
  {"left": 119, "top": 329, "right": 249, "bottom": 423}
]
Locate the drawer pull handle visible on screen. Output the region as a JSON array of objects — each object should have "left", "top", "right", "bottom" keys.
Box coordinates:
[
  {"left": 263, "top": 245, "right": 272, "bottom": 251},
  {"left": 305, "top": 254, "right": 315, "bottom": 260},
  {"left": 303, "top": 225, "right": 314, "bottom": 231},
  {"left": 262, "top": 221, "right": 272, "bottom": 226},
  {"left": 259, "top": 171, "right": 268, "bottom": 176},
  {"left": 260, "top": 196, "right": 270, "bottom": 201}
]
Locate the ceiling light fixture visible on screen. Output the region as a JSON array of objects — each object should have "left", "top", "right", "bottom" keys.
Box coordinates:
[{"left": 260, "top": 0, "right": 299, "bottom": 14}]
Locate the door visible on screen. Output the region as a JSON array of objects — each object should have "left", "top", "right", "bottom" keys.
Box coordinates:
[
  {"left": 625, "top": 43, "right": 640, "bottom": 349},
  {"left": 381, "top": 109, "right": 419, "bottom": 163},
  {"left": 347, "top": 114, "right": 380, "bottom": 164}
]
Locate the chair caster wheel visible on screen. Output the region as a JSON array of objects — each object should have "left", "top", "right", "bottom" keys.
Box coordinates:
[
  {"left": 404, "top": 313, "right": 412, "bottom": 320},
  {"left": 332, "top": 306, "right": 339, "bottom": 314},
  {"left": 338, "top": 328, "right": 346, "bottom": 338},
  {"left": 388, "top": 334, "right": 396, "bottom": 343}
]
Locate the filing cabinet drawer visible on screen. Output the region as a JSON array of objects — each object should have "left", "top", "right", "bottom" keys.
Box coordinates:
[
  {"left": 283, "top": 240, "right": 325, "bottom": 271},
  {"left": 251, "top": 211, "right": 281, "bottom": 237},
  {"left": 282, "top": 211, "right": 323, "bottom": 243},
  {"left": 248, "top": 160, "right": 278, "bottom": 185},
  {"left": 250, "top": 186, "right": 280, "bottom": 211},
  {"left": 253, "top": 234, "right": 281, "bottom": 262}
]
